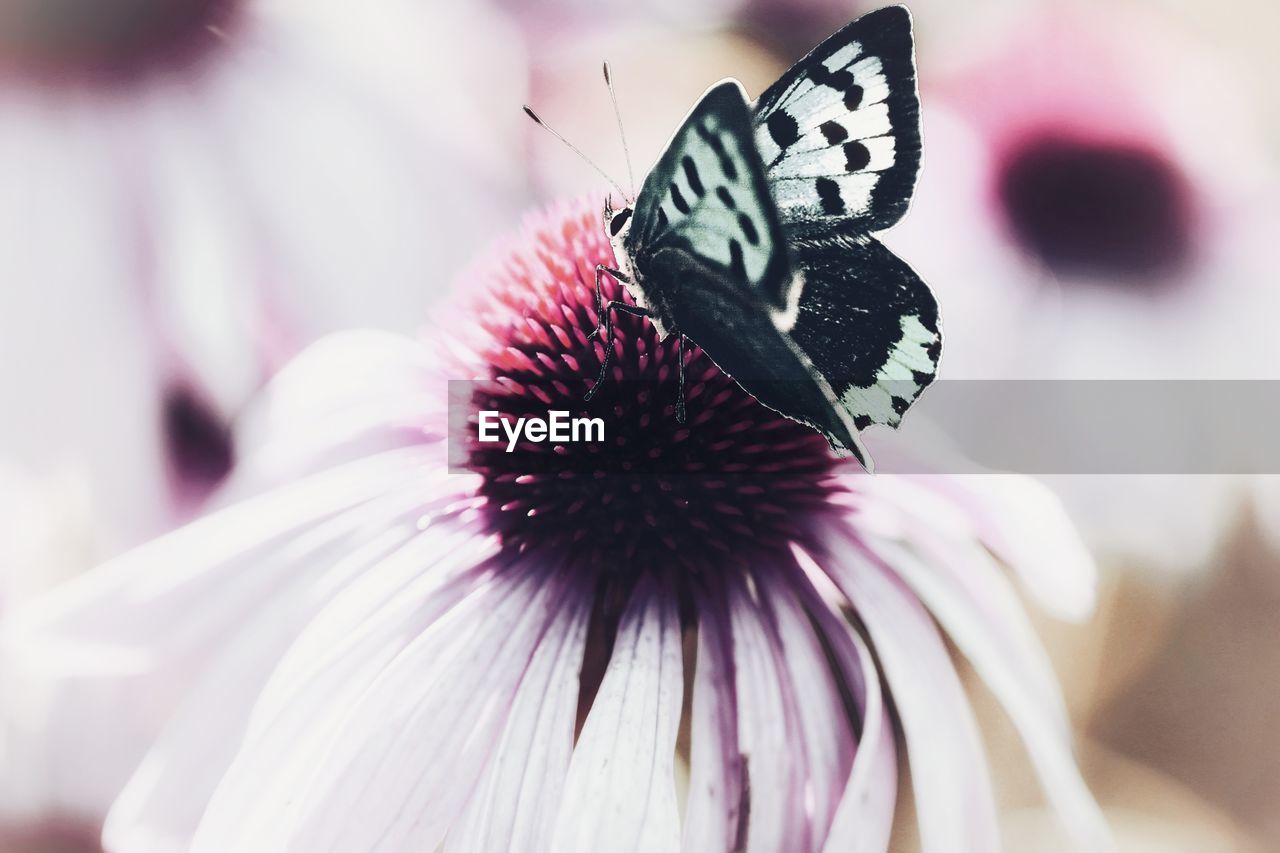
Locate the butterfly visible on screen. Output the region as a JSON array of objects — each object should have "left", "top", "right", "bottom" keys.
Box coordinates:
[{"left": 586, "top": 5, "right": 939, "bottom": 471}]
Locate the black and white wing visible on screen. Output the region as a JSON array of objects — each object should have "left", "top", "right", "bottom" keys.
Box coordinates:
[
  {"left": 787, "top": 235, "right": 940, "bottom": 429},
  {"left": 628, "top": 80, "right": 794, "bottom": 312},
  {"left": 753, "top": 5, "right": 921, "bottom": 235}
]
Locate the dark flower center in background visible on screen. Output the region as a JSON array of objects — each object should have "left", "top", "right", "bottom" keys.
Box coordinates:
[
  {"left": 162, "top": 384, "right": 234, "bottom": 499},
  {"left": 996, "top": 134, "right": 1194, "bottom": 281},
  {"left": 0, "top": 819, "right": 104, "bottom": 853},
  {"left": 0, "top": 0, "right": 238, "bottom": 82},
  {"left": 468, "top": 205, "right": 841, "bottom": 573}
]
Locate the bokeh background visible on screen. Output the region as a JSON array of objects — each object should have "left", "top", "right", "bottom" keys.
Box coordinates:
[{"left": 2, "top": 0, "right": 1279, "bottom": 849}]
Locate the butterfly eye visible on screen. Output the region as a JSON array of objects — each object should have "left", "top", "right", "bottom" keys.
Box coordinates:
[{"left": 609, "top": 207, "right": 633, "bottom": 236}]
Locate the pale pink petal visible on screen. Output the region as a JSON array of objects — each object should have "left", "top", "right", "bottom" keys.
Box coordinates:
[
  {"left": 132, "top": 87, "right": 267, "bottom": 418},
  {"left": 198, "top": 564, "right": 573, "bottom": 852},
  {"left": 723, "top": 573, "right": 804, "bottom": 853},
  {"left": 191, "top": 524, "right": 500, "bottom": 851},
  {"left": 818, "top": 610, "right": 896, "bottom": 853},
  {"left": 848, "top": 474, "right": 1097, "bottom": 623},
  {"left": 100, "top": 513, "right": 493, "bottom": 853},
  {"left": 815, "top": 532, "right": 1001, "bottom": 853},
  {"left": 921, "top": 476, "right": 1097, "bottom": 622},
  {"left": 203, "top": 0, "right": 526, "bottom": 341},
  {"left": 444, "top": 591, "right": 592, "bottom": 853},
  {"left": 681, "top": 584, "right": 742, "bottom": 853},
  {"left": 550, "top": 577, "right": 683, "bottom": 853},
  {"left": 0, "top": 98, "right": 172, "bottom": 551},
  {"left": 867, "top": 533, "right": 1111, "bottom": 849},
  {"left": 234, "top": 330, "right": 448, "bottom": 482},
  {"left": 780, "top": 562, "right": 897, "bottom": 852},
  {"left": 751, "top": 566, "right": 857, "bottom": 846},
  {"left": 1253, "top": 475, "right": 1280, "bottom": 554},
  {"left": 1, "top": 446, "right": 438, "bottom": 821}
]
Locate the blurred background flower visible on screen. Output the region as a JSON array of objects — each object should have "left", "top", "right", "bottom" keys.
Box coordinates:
[
  {"left": 0, "top": 0, "right": 528, "bottom": 844},
  {"left": 0, "top": 0, "right": 529, "bottom": 564},
  {"left": 881, "top": 2, "right": 1278, "bottom": 575}
]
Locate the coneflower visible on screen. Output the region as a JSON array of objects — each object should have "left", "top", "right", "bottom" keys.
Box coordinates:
[
  {"left": 6, "top": 198, "right": 1107, "bottom": 853},
  {"left": 888, "top": 4, "right": 1280, "bottom": 571},
  {"left": 0, "top": 0, "right": 526, "bottom": 543}
]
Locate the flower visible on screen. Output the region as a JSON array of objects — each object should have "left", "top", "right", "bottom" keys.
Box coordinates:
[
  {"left": 5, "top": 198, "right": 1106, "bottom": 852},
  {"left": 882, "top": 5, "right": 1279, "bottom": 570},
  {"left": 0, "top": 0, "right": 530, "bottom": 841},
  {"left": 0, "top": 0, "right": 529, "bottom": 551}
]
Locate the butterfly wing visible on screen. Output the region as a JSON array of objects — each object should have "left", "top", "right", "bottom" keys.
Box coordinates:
[
  {"left": 753, "top": 5, "right": 921, "bottom": 235},
  {"left": 787, "top": 235, "right": 940, "bottom": 429},
  {"left": 646, "top": 246, "right": 870, "bottom": 467},
  {"left": 628, "top": 79, "right": 795, "bottom": 313}
]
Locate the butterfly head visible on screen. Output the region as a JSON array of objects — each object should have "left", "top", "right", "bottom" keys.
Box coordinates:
[
  {"left": 603, "top": 196, "right": 633, "bottom": 239},
  {"left": 602, "top": 197, "right": 636, "bottom": 273}
]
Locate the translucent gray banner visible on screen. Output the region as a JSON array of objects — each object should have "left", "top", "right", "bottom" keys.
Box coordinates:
[{"left": 447, "top": 380, "right": 1280, "bottom": 474}]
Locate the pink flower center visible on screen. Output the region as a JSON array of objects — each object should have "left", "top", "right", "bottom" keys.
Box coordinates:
[
  {"left": 0, "top": 0, "right": 238, "bottom": 83},
  {"left": 996, "top": 134, "right": 1194, "bottom": 281},
  {"left": 465, "top": 202, "right": 842, "bottom": 572}
]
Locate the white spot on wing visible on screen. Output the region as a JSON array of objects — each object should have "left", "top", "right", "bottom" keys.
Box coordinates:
[
  {"left": 839, "top": 314, "right": 938, "bottom": 428},
  {"left": 821, "top": 41, "right": 864, "bottom": 72}
]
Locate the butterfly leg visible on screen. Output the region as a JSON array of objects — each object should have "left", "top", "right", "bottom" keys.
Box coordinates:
[
  {"left": 584, "top": 300, "right": 649, "bottom": 402},
  {"left": 676, "top": 334, "right": 687, "bottom": 424},
  {"left": 588, "top": 265, "right": 630, "bottom": 341}
]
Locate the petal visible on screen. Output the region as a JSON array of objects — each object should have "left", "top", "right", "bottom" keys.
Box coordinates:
[
  {"left": 234, "top": 331, "right": 448, "bottom": 483},
  {"left": 722, "top": 562, "right": 856, "bottom": 853},
  {"left": 189, "top": 526, "right": 498, "bottom": 851},
  {"left": 776, "top": 563, "right": 898, "bottom": 853},
  {"left": 752, "top": 565, "right": 857, "bottom": 846},
  {"left": 101, "top": 514, "right": 493, "bottom": 853},
  {"left": 444, "top": 589, "right": 591, "bottom": 853},
  {"left": 195, "top": 560, "right": 567, "bottom": 853},
  {"left": 815, "top": 532, "right": 1001, "bottom": 853},
  {"left": 134, "top": 89, "right": 267, "bottom": 419},
  {"left": 926, "top": 475, "right": 1098, "bottom": 622},
  {"left": 681, "top": 584, "right": 742, "bottom": 853},
  {"left": 550, "top": 577, "right": 684, "bottom": 853},
  {"left": 724, "top": 572, "right": 807, "bottom": 853},
  {"left": 819, "top": 614, "right": 897, "bottom": 853},
  {"left": 867, "top": 533, "right": 1111, "bottom": 850},
  {"left": 1, "top": 446, "right": 438, "bottom": 820}
]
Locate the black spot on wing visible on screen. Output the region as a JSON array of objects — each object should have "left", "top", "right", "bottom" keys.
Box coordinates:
[
  {"left": 810, "top": 65, "right": 856, "bottom": 91},
  {"left": 891, "top": 396, "right": 909, "bottom": 416},
  {"left": 738, "top": 214, "right": 759, "bottom": 246},
  {"left": 728, "top": 239, "right": 746, "bottom": 280},
  {"left": 670, "top": 183, "right": 691, "bottom": 215},
  {"left": 843, "top": 142, "right": 870, "bottom": 172},
  {"left": 766, "top": 111, "right": 800, "bottom": 149},
  {"left": 816, "top": 177, "right": 845, "bottom": 214},
  {"left": 854, "top": 414, "right": 872, "bottom": 431},
  {"left": 696, "top": 123, "right": 738, "bottom": 180},
  {"left": 681, "top": 155, "right": 705, "bottom": 197},
  {"left": 716, "top": 187, "right": 737, "bottom": 209},
  {"left": 819, "top": 121, "right": 848, "bottom": 145},
  {"left": 926, "top": 339, "right": 941, "bottom": 361},
  {"left": 753, "top": 6, "right": 922, "bottom": 233},
  {"left": 656, "top": 208, "right": 668, "bottom": 232},
  {"left": 912, "top": 370, "right": 935, "bottom": 387}
]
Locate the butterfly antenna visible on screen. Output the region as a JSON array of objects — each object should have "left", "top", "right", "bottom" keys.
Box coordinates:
[
  {"left": 602, "top": 61, "right": 635, "bottom": 198},
  {"left": 523, "top": 105, "right": 628, "bottom": 199}
]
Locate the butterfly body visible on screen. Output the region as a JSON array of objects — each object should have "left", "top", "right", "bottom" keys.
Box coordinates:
[{"left": 592, "top": 5, "right": 938, "bottom": 470}]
